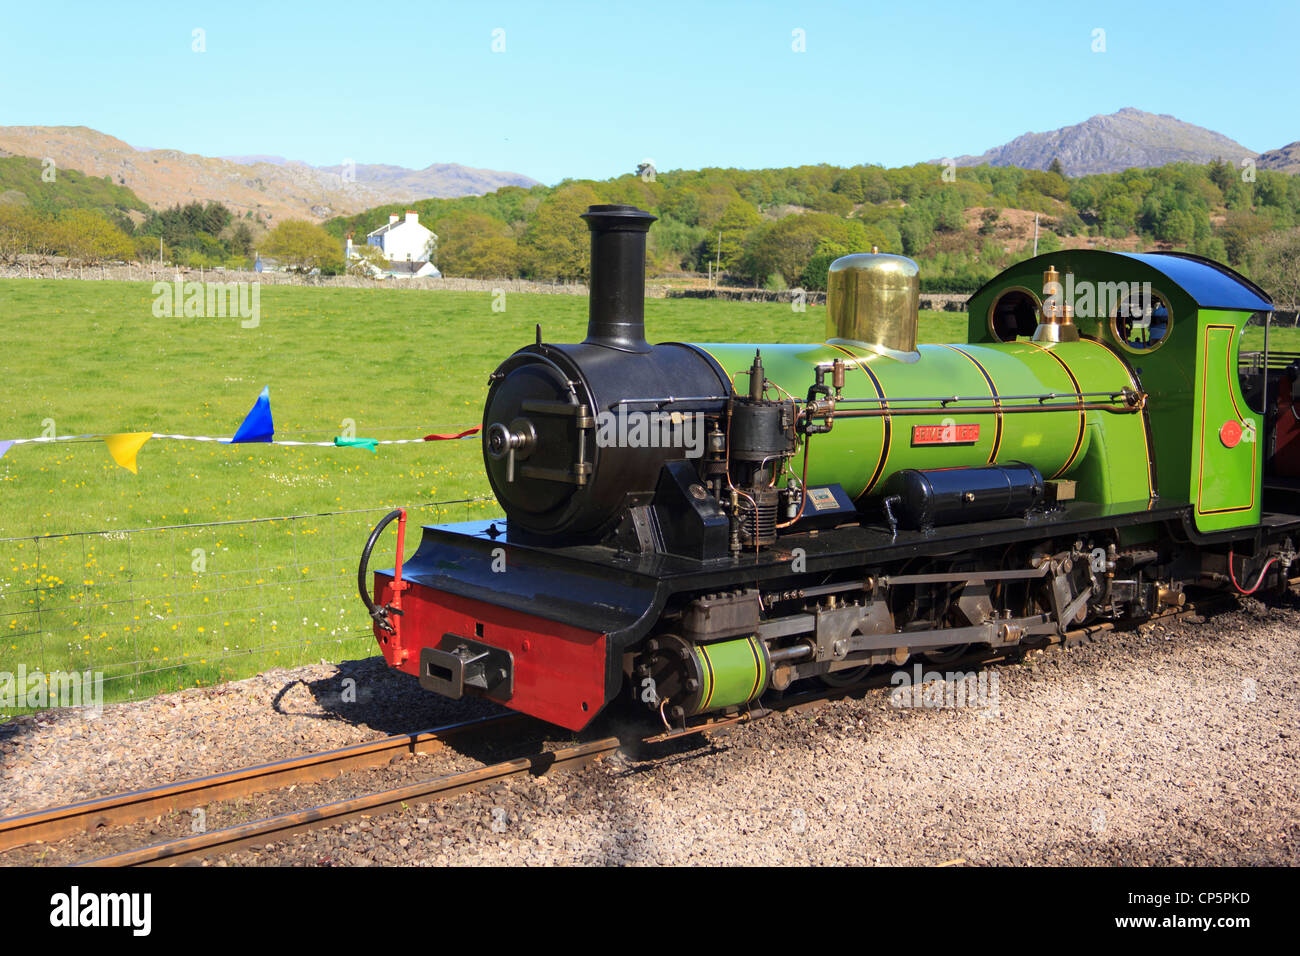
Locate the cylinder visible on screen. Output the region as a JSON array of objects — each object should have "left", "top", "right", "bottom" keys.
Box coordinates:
[
  {"left": 883, "top": 463, "right": 1045, "bottom": 531},
  {"left": 827, "top": 253, "right": 920, "bottom": 358},
  {"left": 581, "top": 204, "right": 657, "bottom": 353},
  {"left": 729, "top": 401, "right": 796, "bottom": 461},
  {"left": 686, "top": 635, "right": 770, "bottom": 715}
]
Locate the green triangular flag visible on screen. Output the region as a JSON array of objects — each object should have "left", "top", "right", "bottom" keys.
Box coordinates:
[{"left": 334, "top": 436, "right": 378, "bottom": 453}]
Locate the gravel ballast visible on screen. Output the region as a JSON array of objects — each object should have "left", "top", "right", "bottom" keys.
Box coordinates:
[{"left": 2, "top": 596, "right": 1298, "bottom": 866}]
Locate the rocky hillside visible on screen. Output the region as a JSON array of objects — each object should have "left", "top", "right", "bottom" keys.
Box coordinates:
[
  {"left": 952, "top": 108, "right": 1258, "bottom": 176},
  {"left": 224, "top": 156, "right": 538, "bottom": 201},
  {"left": 1258, "top": 141, "right": 1300, "bottom": 175},
  {"left": 0, "top": 126, "right": 537, "bottom": 223}
]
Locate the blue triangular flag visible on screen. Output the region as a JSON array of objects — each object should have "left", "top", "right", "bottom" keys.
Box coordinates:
[
  {"left": 227, "top": 386, "right": 274, "bottom": 443},
  {"left": 0, "top": 440, "right": 13, "bottom": 460}
]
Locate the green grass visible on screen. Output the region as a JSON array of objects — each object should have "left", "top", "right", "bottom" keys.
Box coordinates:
[
  {"left": 1240, "top": 326, "right": 1300, "bottom": 352},
  {"left": 0, "top": 277, "right": 963, "bottom": 710}
]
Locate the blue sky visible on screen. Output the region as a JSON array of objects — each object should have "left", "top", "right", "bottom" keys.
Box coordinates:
[{"left": 3, "top": 0, "right": 1296, "bottom": 184}]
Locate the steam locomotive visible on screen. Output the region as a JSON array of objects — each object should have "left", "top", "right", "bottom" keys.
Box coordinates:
[{"left": 360, "top": 204, "right": 1299, "bottom": 731}]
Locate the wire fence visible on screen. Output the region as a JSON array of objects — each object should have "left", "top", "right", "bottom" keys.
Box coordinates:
[{"left": 0, "top": 497, "right": 496, "bottom": 716}]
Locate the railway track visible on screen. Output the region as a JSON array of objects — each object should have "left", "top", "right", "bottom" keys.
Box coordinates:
[
  {"left": 78, "top": 736, "right": 622, "bottom": 866},
  {"left": 0, "top": 584, "right": 1277, "bottom": 867},
  {"left": 0, "top": 713, "right": 524, "bottom": 854}
]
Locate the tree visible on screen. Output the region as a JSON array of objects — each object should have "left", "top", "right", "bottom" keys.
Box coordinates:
[
  {"left": 1249, "top": 227, "right": 1300, "bottom": 314},
  {"left": 260, "top": 220, "right": 344, "bottom": 273},
  {"left": 658, "top": 189, "right": 701, "bottom": 226},
  {"left": 200, "top": 201, "right": 232, "bottom": 236},
  {"left": 647, "top": 216, "right": 707, "bottom": 272},
  {"left": 832, "top": 169, "right": 866, "bottom": 203},
  {"left": 1023, "top": 168, "right": 1069, "bottom": 201},
  {"left": 0, "top": 203, "right": 38, "bottom": 263},
  {"left": 899, "top": 204, "right": 935, "bottom": 255},
  {"left": 859, "top": 166, "right": 891, "bottom": 203},
  {"left": 741, "top": 213, "right": 860, "bottom": 287},
  {"left": 1207, "top": 157, "right": 1234, "bottom": 194},
  {"left": 521, "top": 184, "right": 600, "bottom": 280},
  {"left": 436, "top": 211, "right": 521, "bottom": 278},
  {"left": 929, "top": 189, "right": 966, "bottom": 231},
  {"left": 51, "top": 209, "right": 134, "bottom": 264},
  {"left": 227, "top": 222, "right": 255, "bottom": 259},
  {"left": 696, "top": 184, "right": 745, "bottom": 230},
  {"left": 1158, "top": 208, "right": 1196, "bottom": 246},
  {"left": 800, "top": 240, "right": 851, "bottom": 291},
  {"left": 713, "top": 200, "right": 762, "bottom": 271},
  {"left": 1218, "top": 210, "right": 1271, "bottom": 266}
]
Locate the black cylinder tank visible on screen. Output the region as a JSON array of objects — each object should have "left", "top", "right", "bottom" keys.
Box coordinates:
[{"left": 883, "top": 463, "right": 1045, "bottom": 531}]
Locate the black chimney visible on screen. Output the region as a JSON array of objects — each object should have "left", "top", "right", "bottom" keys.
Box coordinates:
[{"left": 581, "top": 204, "right": 656, "bottom": 352}]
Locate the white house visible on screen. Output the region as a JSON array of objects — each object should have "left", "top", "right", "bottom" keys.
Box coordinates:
[{"left": 345, "top": 210, "right": 441, "bottom": 279}]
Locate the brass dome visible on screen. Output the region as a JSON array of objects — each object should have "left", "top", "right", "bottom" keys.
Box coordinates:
[{"left": 826, "top": 253, "right": 920, "bottom": 360}]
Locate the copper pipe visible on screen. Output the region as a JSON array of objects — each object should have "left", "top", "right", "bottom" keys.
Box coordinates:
[{"left": 828, "top": 401, "right": 1138, "bottom": 419}]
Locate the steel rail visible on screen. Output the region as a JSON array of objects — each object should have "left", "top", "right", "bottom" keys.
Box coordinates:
[
  {"left": 79, "top": 736, "right": 620, "bottom": 867},
  {"left": 0, "top": 713, "right": 523, "bottom": 852}
]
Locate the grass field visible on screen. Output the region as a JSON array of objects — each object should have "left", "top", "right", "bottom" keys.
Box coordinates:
[{"left": 1, "top": 277, "right": 1293, "bottom": 711}]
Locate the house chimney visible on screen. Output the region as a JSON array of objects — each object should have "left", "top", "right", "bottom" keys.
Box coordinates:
[
  {"left": 405, "top": 210, "right": 417, "bottom": 224},
  {"left": 388, "top": 214, "right": 399, "bottom": 226}
]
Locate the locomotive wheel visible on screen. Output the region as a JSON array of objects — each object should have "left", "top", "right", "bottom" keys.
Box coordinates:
[
  {"left": 819, "top": 664, "right": 871, "bottom": 688},
  {"left": 923, "top": 643, "right": 971, "bottom": 666}
]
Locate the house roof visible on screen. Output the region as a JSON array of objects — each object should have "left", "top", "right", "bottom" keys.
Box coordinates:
[{"left": 367, "top": 217, "right": 435, "bottom": 239}]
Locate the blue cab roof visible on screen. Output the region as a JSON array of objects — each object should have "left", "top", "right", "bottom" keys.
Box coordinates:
[
  {"left": 1117, "top": 252, "right": 1273, "bottom": 313},
  {"left": 971, "top": 250, "right": 1274, "bottom": 314}
]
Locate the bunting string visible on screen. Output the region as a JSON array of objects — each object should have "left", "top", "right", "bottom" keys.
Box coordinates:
[{"left": 0, "top": 384, "right": 481, "bottom": 472}]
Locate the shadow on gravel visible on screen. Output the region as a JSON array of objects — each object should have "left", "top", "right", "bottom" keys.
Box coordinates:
[
  {"left": 271, "top": 655, "right": 508, "bottom": 737},
  {"left": 0, "top": 706, "right": 88, "bottom": 748},
  {"left": 269, "top": 655, "right": 620, "bottom": 768}
]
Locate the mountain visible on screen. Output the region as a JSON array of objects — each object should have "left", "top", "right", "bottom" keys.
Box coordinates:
[
  {"left": 221, "top": 154, "right": 299, "bottom": 167},
  {"left": 1257, "top": 141, "right": 1300, "bottom": 175},
  {"left": 0, "top": 126, "right": 538, "bottom": 223},
  {"left": 259, "top": 158, "right": 538, "bottom": 203},
  {"left": 949, "top": 108, "right": 1258, "bottom": 176}
]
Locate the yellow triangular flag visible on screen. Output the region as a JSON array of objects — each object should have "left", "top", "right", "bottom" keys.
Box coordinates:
[{"left": 103, "top": 432, "right": 153, "bottom": 473}]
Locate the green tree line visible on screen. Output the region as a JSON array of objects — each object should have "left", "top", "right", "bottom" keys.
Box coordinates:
[
  {"left": 0, "top": 197, "right": 264, "bottom": 269},
  {"left": 3, "top": 149, "right": 1299, "bottom": 302},
  {"left": 325, "top": 159, "right": 1300, "bottom": 296}
]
